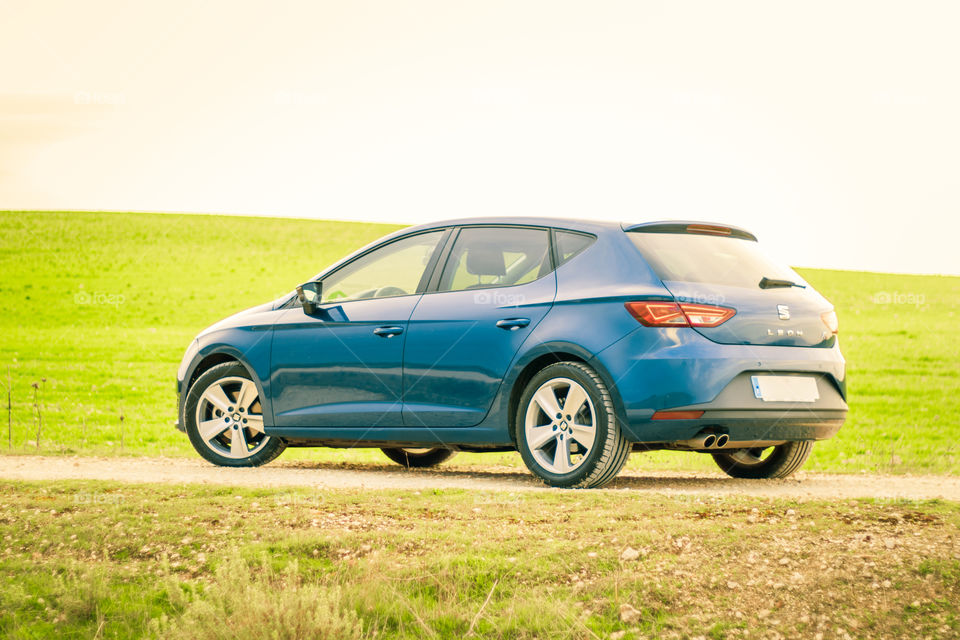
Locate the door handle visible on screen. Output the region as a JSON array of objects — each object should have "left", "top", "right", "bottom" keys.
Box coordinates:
[
  {"left": 496, "top": 318, "right": 531, "bottom": 331},
  {"left": 373, "top": 326, "right": 404, "bottom": 338}
]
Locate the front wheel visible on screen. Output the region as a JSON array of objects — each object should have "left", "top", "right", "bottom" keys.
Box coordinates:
[
  {"left": 516, "top": 361, "right": 630, "bottom": 488},
  {"left": 184, "top": 362, "right": 286, "bottom": 467},
  {"left": 712, "top": 441, "right": 813, "bottom": 479},
  {"left": 381, "top": 447, "right": 457, "bottom": 468}
]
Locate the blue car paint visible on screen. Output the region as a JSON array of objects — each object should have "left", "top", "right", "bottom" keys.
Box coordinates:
[
  {"left": 270, "top": 295, "right": 419, "bottom": 427},
  {"left": 177, "top": 216, "right": 846, "bottom": 447},
  {"left": 401, "top": 269, "right": 557, "bottom": 427},
  {"left": 662, "top": 281, "right": 837, "bottom": 348}
]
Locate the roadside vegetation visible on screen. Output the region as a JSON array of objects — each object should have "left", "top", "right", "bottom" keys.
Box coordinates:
[
  {"left": 1, "top": 480, "right": 958, "bottom": 639},
  {"left": 0, "top": 211, "right": 958, "bottom": 473}
]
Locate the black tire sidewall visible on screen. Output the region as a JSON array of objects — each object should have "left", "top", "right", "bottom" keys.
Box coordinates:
[
  {"left": 515, "top": 362, "right": 617, "bottom": 487},
  {"left": 711, "top": 442, "right": 810, "bottom": 479},
  {"left": 380, "top": 447, "right": 457, "bottom": 468},
  {"left": 184, "top": 362, "right": 285, "bottom": 467}
]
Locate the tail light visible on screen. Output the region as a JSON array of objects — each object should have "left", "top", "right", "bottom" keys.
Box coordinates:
[
  {"left": 680, "top": 304, "right": 737, "bottom": 327},
  {"left": 821, "top": 310, "right": 839, "bottom": 335},
  {"left": 625, "top": 301, "right": 736, "bottom": 328},
  {"left": 624, "top": 302, "right": 688, "bottom": 326}
]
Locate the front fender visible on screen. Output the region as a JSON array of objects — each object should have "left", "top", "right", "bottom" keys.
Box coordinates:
[{"left": 178, "top": 327, "right": 275, "bottom": 432}]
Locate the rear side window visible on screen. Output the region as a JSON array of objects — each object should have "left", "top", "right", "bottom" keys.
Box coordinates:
[
  {"left": 555, "top": 231, "right": 596, "bottom": 266},
  {"left": 439, "top": 227, "right": 551, "bottom": 292},
  {"left": 627, "top": 232, "right": 800, "bottom": 288}
]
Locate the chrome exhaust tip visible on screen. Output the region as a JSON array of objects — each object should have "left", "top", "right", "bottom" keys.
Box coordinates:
[
  {"left": 715, "top": 434, "right": 729, "bottom": 448},
  {"left": 675, "top": 433, "right": 717, "bottom": 449}
]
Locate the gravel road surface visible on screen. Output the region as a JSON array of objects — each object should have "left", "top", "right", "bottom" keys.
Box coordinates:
[{"left": 2, "top": 455, "right": 958, "bottom": 500}]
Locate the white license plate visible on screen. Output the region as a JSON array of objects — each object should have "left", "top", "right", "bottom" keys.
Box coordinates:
[{"left": 751, "top": 375, "right": 820, "bottom": 402}]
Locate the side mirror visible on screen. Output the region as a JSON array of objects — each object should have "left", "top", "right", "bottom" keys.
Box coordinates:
[{"left": 296, "top": 281, "right": 322, "bottom": 315}]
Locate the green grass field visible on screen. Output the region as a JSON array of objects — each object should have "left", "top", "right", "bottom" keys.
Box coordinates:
[
  {"left": 2, "top": 480, "right": 958, "bottom": 639},
  {"left": 1, "top": 211, "right": 958, "bottom": 473}
]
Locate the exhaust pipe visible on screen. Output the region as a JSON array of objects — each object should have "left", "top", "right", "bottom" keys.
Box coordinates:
[
  {"left": 677, "top": 433, "right": 716, "bottom": 449},
  {"left": 674, "top": 432, "right": 729, "bottom": 449}
]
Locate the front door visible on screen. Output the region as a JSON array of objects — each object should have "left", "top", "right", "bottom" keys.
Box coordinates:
[{"left": 270, "top": 230, "right": 446, "bottom": 428}]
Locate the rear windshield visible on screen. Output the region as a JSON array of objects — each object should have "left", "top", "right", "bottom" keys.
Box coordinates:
[{"left": 627, "top": 232, "right": 801, "bottom": 288}]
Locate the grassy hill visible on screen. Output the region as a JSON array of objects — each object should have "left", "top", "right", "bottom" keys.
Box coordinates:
[{"left": 1, "top": 211, "right": 958, "bottom": 473}]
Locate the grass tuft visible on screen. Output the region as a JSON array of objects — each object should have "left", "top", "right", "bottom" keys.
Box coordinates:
[{"left": 152, "top": 549, "right": 364, "bottom": 640}]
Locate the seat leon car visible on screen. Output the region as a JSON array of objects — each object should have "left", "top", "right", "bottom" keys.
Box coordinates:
[{"left": 176, "top": 218, "right": 846, "bottom": 488}]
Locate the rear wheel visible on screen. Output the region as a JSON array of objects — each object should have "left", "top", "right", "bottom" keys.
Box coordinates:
[
  {"left": 185, "top": 362, "right": 286, "bottom": 467},
  {"left": 712, "top": 441, "right": 813, "bottom": 479},
  {"left": 381, "top": 447, "right": 457, "bottom": 468},
  {"left": 516, "top": 362, "right": 630, "bottom": 488}
]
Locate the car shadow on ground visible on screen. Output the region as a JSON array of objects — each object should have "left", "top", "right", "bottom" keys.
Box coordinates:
[
  {"left": 274, "top": 460, "right": 756, "bottom": 491},
  {"left": 606, "top": 474, "right": 779, "bottom": 491},
  {"left": 278, "top": 460, "right": 539, "bottom": 482}
]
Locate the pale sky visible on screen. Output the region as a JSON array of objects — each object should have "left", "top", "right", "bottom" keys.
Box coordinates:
[{"left": 2, "top": 1, "right": 958, "bottom": 275}]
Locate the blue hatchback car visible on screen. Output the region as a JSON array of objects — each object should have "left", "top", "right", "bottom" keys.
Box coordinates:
[{"left": 176, "top": 218, "right": 846, "bottom": 488}]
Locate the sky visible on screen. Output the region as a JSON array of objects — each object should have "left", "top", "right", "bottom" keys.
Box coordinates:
[{"left": 1, "top": 1, "right": 958, "bottom": 275}]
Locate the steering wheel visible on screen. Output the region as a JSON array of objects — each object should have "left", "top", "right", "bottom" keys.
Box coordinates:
[{"left": 373, "top": 286, "right": 408, "bottom": 298}]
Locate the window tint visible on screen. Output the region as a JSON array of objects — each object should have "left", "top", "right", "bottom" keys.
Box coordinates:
[
  {"left": 555, "top": 231, "right": 596, "bottom": 266},
  {"left": 322, "top": 231, "right": 444, "bottom": 302},
  {"left": 439, "top": 227, "right": 551, "bottom": 292},
  {"left": 627, "top": 232, "right": 800, "bottom": 288}
]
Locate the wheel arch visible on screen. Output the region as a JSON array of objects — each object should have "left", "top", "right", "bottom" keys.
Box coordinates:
[
  {"left": 188, "top": 352, "right": 240, "bottom": 389},
  {"left": 505, "top": 342, "right": 628, "bottom": 444},
  {"left": 179, "top": 347, "right": 269, "bottom": 430}
]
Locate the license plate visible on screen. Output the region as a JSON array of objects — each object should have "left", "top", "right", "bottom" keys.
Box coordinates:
[{"left": 751, "top": 375, "right": 819, "bottom": 402}]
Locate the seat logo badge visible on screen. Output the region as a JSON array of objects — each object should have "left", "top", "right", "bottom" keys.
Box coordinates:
[{"left": 777, "top": 304, "right": 790, "bottom": 320}]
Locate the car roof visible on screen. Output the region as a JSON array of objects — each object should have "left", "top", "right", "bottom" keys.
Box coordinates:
[
  {"left": 401, "top": 216, "right": 624, "bottom": 235},
  {"left": 402, "top": 216, "right": 759, "bottom": 237}
]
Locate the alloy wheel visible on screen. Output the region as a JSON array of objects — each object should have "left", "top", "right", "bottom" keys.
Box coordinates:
[
  {"left": 194, "top": 376, "right": 271, "bottom": 459},
  {"left": 523, "top": 377, "right": 597, "bottom": 474}
]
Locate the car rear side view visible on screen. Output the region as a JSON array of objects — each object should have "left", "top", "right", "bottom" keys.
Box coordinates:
[{"left": 176, "top": 218, "right": 846, "bottom": 488}]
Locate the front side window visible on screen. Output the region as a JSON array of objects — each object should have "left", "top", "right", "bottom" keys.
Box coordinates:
[
  {"left": 438, "top": 227, "right": 551, "bottom": 292},
  {"left": 321, "top": 231, "right": 444, "bottom": 303}
]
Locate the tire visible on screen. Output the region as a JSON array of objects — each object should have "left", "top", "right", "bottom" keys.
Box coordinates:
[
  {"left": 712, "top": 441, "right": 813, "bottom": 479},
  {"left": 381, "top": 447, "right": 457, "bottom": 468},
  {"left": 516, "top": 361, "right": 630, "bottom": 488},
  {"left": 184, "top": 362, "right": 286, "bottom": 467}
]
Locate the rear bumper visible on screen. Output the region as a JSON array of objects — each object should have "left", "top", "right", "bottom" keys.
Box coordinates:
[
  {"left": 622, "top": 410, "right": 845, "bottom": 444},
  {"left": 618, "top": 371, "right": 847, "bottom": 443},
  {"left": 593, "top": 329, "right": 847, "bottom": 444}
]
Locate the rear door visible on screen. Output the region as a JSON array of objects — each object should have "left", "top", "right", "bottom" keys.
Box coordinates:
[
  {"left": 402, "top": 226, "right": 557, "bottom": 427},
  {"left": 626, "top": 224, "right": 835, "bottom": 347}
]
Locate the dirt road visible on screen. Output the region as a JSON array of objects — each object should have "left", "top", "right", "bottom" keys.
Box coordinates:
[{"left": 2, "top": 455, "right": 958, "bottom": 500}]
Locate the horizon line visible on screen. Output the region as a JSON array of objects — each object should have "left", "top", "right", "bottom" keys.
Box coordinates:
[{"left": 3, "top": 208, "right": 958, "bottom": 278}]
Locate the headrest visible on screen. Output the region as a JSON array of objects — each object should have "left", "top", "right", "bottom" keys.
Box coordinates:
[{"left": 465, "top": 247, "right": 506, "bottom": 276}]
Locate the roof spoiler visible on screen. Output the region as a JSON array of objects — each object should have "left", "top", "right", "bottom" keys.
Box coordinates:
[{"left": 622, "top": 221, "right": 758, "bottom": 242}]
